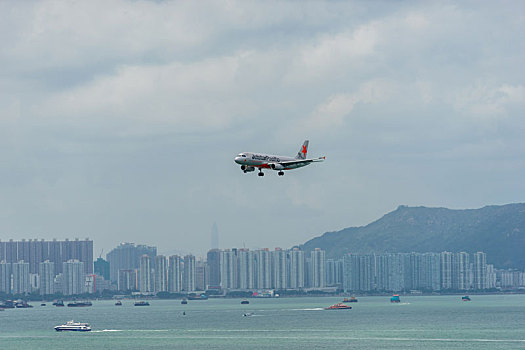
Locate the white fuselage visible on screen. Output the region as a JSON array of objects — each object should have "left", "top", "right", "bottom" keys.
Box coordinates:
[{"left": 234, "top": 152, "right": 307, "bottom": 170}]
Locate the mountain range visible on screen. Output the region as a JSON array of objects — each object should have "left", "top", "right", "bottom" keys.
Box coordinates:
[{"left": 300, "top": 203, "right": 525, "bottom": 270}]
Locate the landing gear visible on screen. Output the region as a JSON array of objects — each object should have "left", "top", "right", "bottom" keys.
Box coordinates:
[
  {"left": 278, "top": 171, "right": 284, "bottom": 176},
  {"left": 258, "top": 170, "right": 264, "bottom": 177}
]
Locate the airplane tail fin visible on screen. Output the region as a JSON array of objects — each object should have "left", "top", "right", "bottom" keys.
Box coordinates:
[{"left": 295, "top": 140, "right": 309, "bottom": 159}]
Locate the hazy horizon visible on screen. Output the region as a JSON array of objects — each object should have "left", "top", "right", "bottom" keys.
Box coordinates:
[{"left": 1, "top": 1, "right": 524, "bottom": 258}]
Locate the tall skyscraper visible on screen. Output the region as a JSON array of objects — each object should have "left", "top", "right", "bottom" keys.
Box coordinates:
[
  {"left": 0, "top": 261, "right": 11, "bottom": 294},
  {"left": 12, "top": 260, "right": 30, "bottom": 294},
  {"left": 255, "top": 249, "right": 271, "bottom": 289},
  {"left": 453, "top": 252, "right": 470, "bottom": 290},
  {"left": 473, "top": 252, "right": 487, "bottom": 290},
  {"left": 118, "top": 269, "right": 137, "bottom": 291},
  {"left": 272, "top": 248, "right": 287, "bottom": 289},
  {"left": 440, "top": 252, "right": 453, "bottom": 290},
  {"left": 183, "top": 255, "right": 196, "bottom": 292},
  {"left": 154, "top": 255, "right": 168, "bottom": 293},
  {"left": 39, "top": 260, "right": 55, "bottom": 295},
  {"left": 206, "top": 249, "right": 221, "bottom": 289},
  {"left": 139, "top": 255, "right": 153, "bottom": 293},
  {"left": 238, "top": 249, "right": 254, "bottom": 290},
  {"left": 168, "top": 255, "right": 182, "bottom": 292},
  {"left": 62, "top": 259, "right": 85, "bottom": 295},
  {"left": 220, "top": 249, "right": 236, "bottom": 289},
  {"left": 289, "top": 248, "right": 305, "bottom": 289},
  {"left": 310, "top": 248, "right": 326, "bottom": 288},
  {"left": 195, "top": 258, "right": 207, "bottom": 291}
]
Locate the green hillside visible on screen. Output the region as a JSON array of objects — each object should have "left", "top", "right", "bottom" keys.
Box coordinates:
[{"left": 300, "top": 203, "right": 525, "bottom": 269}]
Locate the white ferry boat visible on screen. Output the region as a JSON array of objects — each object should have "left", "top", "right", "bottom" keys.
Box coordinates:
[{"left": 54, "top": 320, "right": 91, "bottom": 332}]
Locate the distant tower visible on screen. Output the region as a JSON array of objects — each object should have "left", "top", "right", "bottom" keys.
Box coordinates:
[{"left": 211, "top": 223, "right": 219, "bottom": 250}]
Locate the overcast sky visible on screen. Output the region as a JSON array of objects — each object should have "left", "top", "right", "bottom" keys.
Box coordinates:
[{"left": 1, "top": 1, "right": 524, "bottom": 258}]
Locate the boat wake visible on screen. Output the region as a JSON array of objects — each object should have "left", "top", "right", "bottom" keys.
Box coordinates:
[{"left": 291, "top": 308, "right": 324, "bottom": 311}]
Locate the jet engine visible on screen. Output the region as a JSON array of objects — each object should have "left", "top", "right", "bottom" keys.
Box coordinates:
[
  {"left": 241, "top": 165, "right": 255, "bottom": 172},
  {"left": 269, "top": 163, "right": 285, "bottom": 170}
]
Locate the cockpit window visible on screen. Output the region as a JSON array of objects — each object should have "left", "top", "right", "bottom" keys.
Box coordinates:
[{"left": 238, "top": 153, "right": 246, "bottom": 157}]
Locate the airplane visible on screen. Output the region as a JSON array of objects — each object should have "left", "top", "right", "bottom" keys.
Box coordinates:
[{"left": 234, "top": 140, "right": 325, "bottom": 176}]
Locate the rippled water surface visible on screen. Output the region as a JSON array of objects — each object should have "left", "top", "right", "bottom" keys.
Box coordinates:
[{"left": 1, "top": 295, "right": 524, "bottom": 349}]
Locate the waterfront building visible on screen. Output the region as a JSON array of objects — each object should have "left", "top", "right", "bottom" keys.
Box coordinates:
[
  {"left": 310, "top": 248, "right": 326, "bottom": 288},
  {"left": 289, "top": 248, "right": 305, "bottom": 289},
  {"left": 420, "top": 253, "right": 441, "bottom": 291},
  {"left": 39, "top": 260, "right": 55, "bottom": 295},
  {"left": 238, "top": 249, "right": 254, "bottom": 290},
  {"left": 453, "top": 252, "right": 470, "bottom": 290},
  {"left": 206, "top": 249, "right": 221, "bottom": 289},
  {"left": 272, "top": 248, "right": 288, "bottom": 289},
  {"left": 472, "top": 252, "right": 487, "bottom": 289},
  {"left": 195, "top": 258, "right": 207, "bottom": 291},
  {"left": 219, "top": 249, "right": 237, "bottom": 289},
  {"left": 168, "top": 255, "right": 182, "bottom": 292},
  {"left": 255, "top": 249, "right": 271, "bottom": 289},
  {"left": 139, "top": 255, "right": 153, "bottom": 293},
  {"left": 154, "top": 255, "right": 168, "bottom": 292},
  {"left": 440, "top": 252, "right": 453, "bottom": 290},
  {"left": 107, "top": 243, "right": 156, "bottom": 283},
  {"left": 62, "top": 259, "right": 85, "bottom": 295},
  {"left": 183, "top": 254, "right": 196, "bottom": 292},
  {"left": 12, "top": 260, "right": 31, "bottom": 294},
  {"left": 0, "top": 261, "right": 11, "bottom": 294}
]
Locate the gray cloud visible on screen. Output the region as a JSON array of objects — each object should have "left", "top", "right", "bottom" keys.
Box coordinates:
[{"left": 0, "top": 1, "right": 524, "bottom": 256}]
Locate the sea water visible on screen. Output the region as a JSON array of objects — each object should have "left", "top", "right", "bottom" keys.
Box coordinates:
[{"left": 0, "top": 295, "right": 524, "bottom": 349}]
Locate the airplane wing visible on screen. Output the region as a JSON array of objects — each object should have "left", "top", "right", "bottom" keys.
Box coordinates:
[{"left": 279, "top": 156, "right": 325, "bottom": 167}]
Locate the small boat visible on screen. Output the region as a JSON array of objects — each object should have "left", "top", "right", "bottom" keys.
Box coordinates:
[
  {"left": 390, "top": 294, "right": 401, "bottom": 303},
  {"left": 15, "top": 300, "right": 33, "bottom": 308},
  {"left": 181, "top": 298, "right": 188, "bottom": 305},
  {"left": 243, "top": 312, "right": 254, "bottom": 316},
  {"left": 462, "top": 296, "right": 471, "bottom": 301},
  {"left": 53, "top": 300, "right": 64, "bottom": 307},
  {"left": 134, "top": 301, "right": 150, "bottom": 306},
  {"left": 54, "top": 320, "right": 91, "bottom": 332},
  {"left": 241, "top": 299, "right": 249, "bottom": 305},
  {"left": 343, "top": 296, "right": 358, "bottom": 303},
  {"left": 187, "top": 293, "right": 208, "bottom": 300},
  {"left": 67, "top": 301, "right": 92, "bottom": 307},
  {"left": 115, "top": 300, "right": 122, "bottom": 306},
  {"left": 41, "top": 303, "right": 46, "bottom": 306},
  {"left": 325, "top": 303, "right": 351, "bottom": 310}
]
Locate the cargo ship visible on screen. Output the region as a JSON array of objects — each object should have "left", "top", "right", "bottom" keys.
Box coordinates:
[
  {"left": 67, "top": 301, "right": 92, "bottom": 307},
  {"left": 134, "top": 301, "right": 150, "bottom": 306}
]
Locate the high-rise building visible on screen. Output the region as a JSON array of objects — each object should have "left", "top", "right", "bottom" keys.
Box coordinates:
[
  {"left": 440, "top": 252, "right": 453, "bottom": 290},
  {"left": 168, "top": 255, "right": 182, "bottom": 292},
  {"left": 195, "top": 258, "right": 207, "bottom": 291},
  {"left": 472, "top": 252, "right": 487, "bottom": 290},
  {"left": 310, "top": 248, "right": 326, "bottom": 288},
  {"left": 238, "top": 249, "right": 254, "bottom": 290},
  {"left": 39, "top": 260, "right": 55, "bottom": 295},
  {"left": 62, "top": 259, "right": 85, "bottom": 295},
  {"left": 453, "top": 252, "right": 470, "bottom": 290},
  {"left": 289, "top": 248, "right": 305, "bottom": 289},
  {"left": 12, "top": 260, "right": 30, "bottom": 294},
  {"left": 107, "top": 243, "right": 156, "bottom": 283},
  {"left": 206, "top": 249, "right": 221, "bottom": 289},
  {"left": 420, "top": 253, "right": 441, "bottom": 291},
  {"left": 183, "top": 255, "right": 196, "bottom": 292},
  {"left": 255, "top": 249, "right": 271, "bottom": 289},
  {"left": 0, "top": 261, "right": 11, "bottom": 294},
  {"left": 272, "top": 248, "right": 287, "bottom": 289},
  {"left": 139, "top": 255, "right": 153, "bottom": 293},
  {"left": 154, "top": 255, "right": 168, "bottom": 293},
  {"left": 220, "top": 249, "right": 237, "bottom": 289}
]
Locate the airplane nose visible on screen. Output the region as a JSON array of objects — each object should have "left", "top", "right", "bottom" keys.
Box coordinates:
[{"left": 234, "top": 156, "right": 241, "bottom": 164}]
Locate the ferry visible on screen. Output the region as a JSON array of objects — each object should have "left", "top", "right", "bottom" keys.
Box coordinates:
[
  {"left": 325, "top": 303, "right": 352, "bottom": 310},
  {"left": 241, "top": 299, "right": 250, "bottom": 305},
  {"left": 462, "top": 296, "right": 471, "bottom": 301},
  {"left": 390, "top": 294, "right": 401, "bottom": 303},
  {"left": 54, "top": 300, "right": 64, "bottom": 307},
  {"left": 15, "top": 300, "right": 33, "bottom": 308},
  {"left": 54, "top": 320, "right": 91, "bottom": 332},
  {"left": 67, "top": 301, "right": 92, "bottom": 307},
  {"left": 343, "top": 296, "right": 358, "bottom": 303},
  {"left": 134, "top": 301, "right": 150, "bottom": 306}
]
